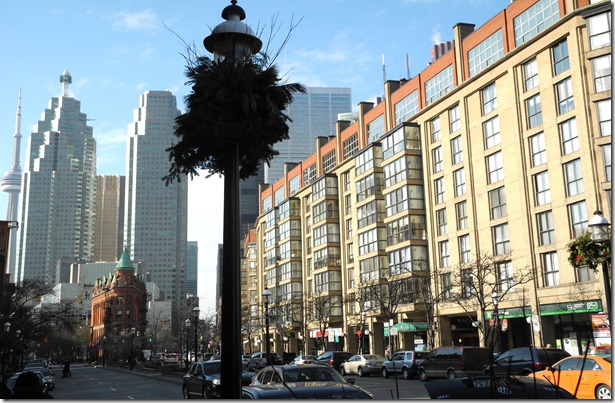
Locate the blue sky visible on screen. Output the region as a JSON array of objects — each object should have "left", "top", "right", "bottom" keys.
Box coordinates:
[{"left": 0, "top": 0, "right": 508, "bottom": 311}]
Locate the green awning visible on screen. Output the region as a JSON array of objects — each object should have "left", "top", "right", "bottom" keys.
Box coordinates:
[{"left": 394, "top": 322, "right": 430, "bottom": 332}]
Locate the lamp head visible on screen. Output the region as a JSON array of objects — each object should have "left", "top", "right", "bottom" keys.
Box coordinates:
[
  {"left": 589, "top": 210, "right": 610, "bottom": 242},
  {"left": 192, "top": 306, "right": 201, "bottom": 318},
  {"left": 4, "top": 322, "right": 10, "bottom": 332},
  {"left": 491, "top": 291, "right": 499, "bottom": 306}
]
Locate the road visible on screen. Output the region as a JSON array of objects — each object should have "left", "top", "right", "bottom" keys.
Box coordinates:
[{"left": 47, "top": 364, "right": 431, "bottom": 400}]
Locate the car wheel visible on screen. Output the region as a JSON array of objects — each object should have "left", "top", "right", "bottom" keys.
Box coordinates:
[
  {"left": 358, "top": 367, "right": 365, "bottom": 377},
  {"left": 419, "top": 369, "right": 428, "bottom": 382},
  {"left": 596, "top": 384, "right": 611, "bottom": 399},
  {"left": 183, "top": 387, "right": 190, "bottom": 399},
  {"left": 402, "top": 367, "right": 411, "bottom": 380},
  {"left": 447, "top": 370, "right": 456, "bottom": 379},
  {"left": 382, "top": 367, "right": 389, "bottom": 378},
  {"left": 340, "top": 366, "right": 346, "bottom": 376}
]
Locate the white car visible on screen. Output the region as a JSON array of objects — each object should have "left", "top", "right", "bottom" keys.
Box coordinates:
[
  {"left": 340, "top": 354, "right": 386, "bottom": 377},
  {"left": 164, "top": 353, "right": 179, "bottom": 364}
]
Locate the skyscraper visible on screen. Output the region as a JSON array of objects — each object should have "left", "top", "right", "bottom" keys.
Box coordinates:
[
  {"left": 124, "top": 90, "right": 188, "bottom": 308},
  {"left": 94, "top": 175, "right": 125, "bottom": 262},
  {"left": 16, "top": 70, "right": 97, "bottom": 284},
  {"left": 264, "top": 87, "right": 352, "bottom": 184},
  {"left": 186, "top": 241, "right": 198, "bottom": 296}
]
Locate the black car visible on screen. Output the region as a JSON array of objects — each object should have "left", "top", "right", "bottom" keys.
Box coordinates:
[
  {"left": 182, "top": 361, "right": 254, "bottom": 399},
  {"left": 418, "top": 346, "right": 491, "bottom": 381},
  {"left": 483, "top": 347, "right": 571, "bottom": 376},
  {"left": 242, "top": 383, "right": 374, "bottom": 399},
  {"left": 315, "top": 351, "right": 353, "bottom": 372}
]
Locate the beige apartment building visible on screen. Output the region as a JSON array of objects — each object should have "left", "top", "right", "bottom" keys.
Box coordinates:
[{"left": 243, "top": 0, "right": 611, "bottom": 357}]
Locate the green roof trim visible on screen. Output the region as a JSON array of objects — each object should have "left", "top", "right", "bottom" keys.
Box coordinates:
[{"left": 116, "top": 248, "right": 135, "bottom": 271}]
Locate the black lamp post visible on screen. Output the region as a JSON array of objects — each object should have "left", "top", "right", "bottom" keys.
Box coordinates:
[
  {"left": 492, "top": 291, "right": 500, "bottom": 353},
  {"left": 204, "top": 2, "right": 262, "bottom": 399},
  {"left": 589, "top": 210, "right": 611, "bottom": 321},
  {"left": 185, "top": 319, "right": 191, "bottom": 364},
  {"left": 359, "top": 312, "right": 366, "bottom": 354},
  {"left": 192, "top": 307, "right": 200, "bottom": 362},
  {"left": 129, "top": 327, "right": 136, "bottom": 370},
  {"left": 102, "top": 336, "right": 106, "bottom": 367},
  {"left": 262, "top": 287, "right": 271, "bottom": 365},
  {"left": 1, "top": 321, "right": 10, "bottom": 376}
]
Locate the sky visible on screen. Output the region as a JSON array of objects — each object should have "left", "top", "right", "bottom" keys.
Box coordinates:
[{"left": 0, "top": 0, "right": 509, "bottom": 312}]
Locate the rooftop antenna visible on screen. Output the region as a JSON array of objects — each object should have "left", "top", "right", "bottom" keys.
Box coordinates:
[
  {"left": 406, "top": 53, "right": 411, "bottom": 79},
  {"left": 382, "top": 53, "right": 387, "bottom": 83}
]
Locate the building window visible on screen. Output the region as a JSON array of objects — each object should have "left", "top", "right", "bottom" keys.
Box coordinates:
[
  {"left": 587, "top": 11, "right": 611, "bottom": 50},
  {"left": 425, "top": 65, "right": 454, "bottom": 105},
  {"left": 274, "top": 186, "right": 285, "bottom": 206},
  {"left": 487, "top": 151, "right": 504, "bottom": 184},
  {"left": 449, "top": 105, "right": 461, "bottom": 132},
  {"left": 553, "top": 40, "right": 570, "bottom": 76},
  {"left": 456, "top": 201, "right": 468, "bottom": 230},
  {"left": 385, "top": 186, "right": 409, "bottom": 216},
  {"left": 358, "top": 228, "right": 385, "bottom": 255},
  {"left": 542, "top": 252, "right": 560, "bottom": 287},
  {"left": 435, "top": 177, "right": 445, "bottom": 204},
  {"left": 530, "top": 132, "right": 547, "bottom": 167},
  {"left": 526, "top": 94, "right": 542, "bottom": 129},
  {"left": 355, "top": 147, "right": 376, "bottom": 177},
  {"left": 343, "top": 134, "right": 359, "bottom": 160},
  {"left": 565, "top": 159, "right": 584, "bottom": 196},
  {"left": 356, "top": 200, "right": 379, "bottom": 229},
  {"left": 436, "top": 208, "right": 447, "bottom": 236},
  {"left": 439, "top": 241, "right": 450, "bottom": 268},
  {"left": 592, "top": 55, "right": 611, "bottom": 93},
  {"left": 386, "top": 215, "right": 410, "bottom": 246},
  {"left": 497, "top": 261, "right": 514, "bottom": 293},
  {"left": 451, "top": 136, "right": 463, "bottom": 165},
  {"left": 462, "top": 269, "right": 474, "bottom": 298},
  {"left": 432, "top": 146, "right": 443, "bottom": 173},
  {"left": 347, "top": 243, "right": 354, "bottom": 264},
  {"left": 483, "top": 116, "right": 501, "bottom": 149},
  {"left": 534, "top": 171, "right": 551, "bottom": 206},
  {"left": 383, "top": 155, "right": 423, "bottom": 187},
  {"left": 493, "top": 223, "right": 510, "bottom": 255},
  {"left": 489, "top": 187, "right": 507, "bottom": 220},
  {"left": 289, "top": 175, "right": 301, "bottom": 196},
  {"left": 537, "top": 210, "right": 555, "bottom": 245},
  {"left": 346, "top": 218, "right": 353, "bottom": 239},
  {"left": 523, "top": 58, "right": 539, "bottom": 91},
  {"left": 345, "top": 194, "right": 352, "bottom": 215},
  {"left": 430, "top": 117, "right": 441, "bottom": 143},
  {"left": 367, "top": 115, "right": 385, "bottom": 144},
  {"left": 303, "top": 164, "right": 316, "bottom": 187},
  {"left": 459, "top": 234, "right": 471, "bottom": 263},
  {"left": 322, "top": 150, "right": 336, "bottom": 173},
  {"left": 560, "top": 118, "right": 579, "bottom": 155},
  {"left": 454, "top": 168, "right": 466, "bottom": 197},
  {"left": 556, "top": 77, "right": 574, "bottom": 115},
  {"left": 481, "top": 83, "right": 498, "bottom": 115},
  {"left": 441, "top": 272, "right": 452, "bottom": 300},
  {"left": 597, "top": 99, "right": 612, "bottom": 136},
  {"left": 513, "top": 0, "right": 559, "bottom": 46},
  {"left": 577, "top": 265, "right": 596, "bottom": 283},
  {"left": 569, "top": 200, "right": 588, "bottom": 237},
  {"left": 356, "top": 173, "right": 382, "bottom": 202},
  {"left": 469, "top": 30, "right": 504, "bottom": 77},
  {"left": 394, "top": 91, "right": 419, "bottom": 126},
  {"left": 603, "top": 145, "right": 612, "bottom": 182}
]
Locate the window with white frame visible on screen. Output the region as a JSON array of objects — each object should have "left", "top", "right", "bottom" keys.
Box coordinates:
[
  {"left": 542, "top": 252, "right": 559, "bottom": 287},
  {"left": 577, "top": 264, "right": 596, "bottom": 283},
  {"left": 346, "top": 218, "right": 353, "bottom": 239},
  {"left": 481, "top": 83, "right": 498, "bottom": 115},
  {"left": 303, "top": 164, "right": 316, "bottom": 187},
  {"left": 553, "top": 40, "right": 570, "bottom": 76},
  {"left": 263, "top": 195, "right": 273, "bottom": 213},
  {"left": 382, "top": 126, "right": 406, "bottom": 160},
  {"left": 534, "top": 171, "right": 551, "bottom": 206},
  {"left": 430, "top": 116, "right": 441, "bottom": 143},
  {"left": 385, "top": 186, "right": 408, "bottom": 216},
  {"left": 425, "top": 65, "right": 454, "bottom": 105},
  {"left": 592, "top": 55, "right": 611, "bottom": 93},
  {"left": 587, "top": 11, "right": 611, "bottom": 50},
  {"left": 451, "top": 136, "right": 463, "bottom": 165},
  {"left": 487, "top": 151, "right": 504, "bottom": 184},
  {"left": 454, "top": 168, "right": 466, "bottom": 197},
  {"left": 597, "top": 99, "right": 611, "bottom": 136},
  {"left": 569, "top": 200, "right": 588, "bottom": 237},
  {"left": 441, "top": 272, "right": 452, "bottom": 300},
  {"left": 523, "top": 58, "right": 539, "bottom": 91},
  {"left": 456, "top": 201, "right": 468, "bottom": 230},
  {"left": 408, "top": 184, "right": 425, "bottom": 209},
  {"left": 367, "top": 115, "right": 386, "bottom": 144},
  {"left": 537, "top": 210, "right": 555, "bottom": 245},
  {"left": 289, "top": 175, "right": 301, "bottom": 196},
  {"left": 387, "top": 215, "right": 410, "bottom": 246},
  {"left": 394, "top": 91, "right": 419, "bottom": 126},
  {"left": 359, "top": 256, "right": 385, "bottom": 282},
  {"left": 356, "top": 173, "right": 382, "bottom": 202},
  {"left": 530, "top": 132, "right": 547, "bottom": 167},
  {"left": 513, "top": 0, "right": 559, "bottom": 46},
  {"left": 489, "top": 186, "right": 507, "bottom": 220},
  {"left": 497, "top": 261, "right": 514, "bottom": 293},
  {"left": 560, "top": 118, "right": 579, "bottom": 155},
  {"left": 322, "top": 149, "right": 336, "bottom": 173},
  {"left": 274, "top": 186, "right": 285, "bottom": 206},
  {"left": 493, "top": 223, "right": 510, "bottom": 255},
  {"left": 564, "top": 159, "right": 584, "bottom": 197},
  {"left": 347, "top": 243, "right": 354, "bottom": 264},
  {"left": 343, "top": 134, "right": 359, "bottom": 160},
  {"left": 449, "top": 105, "right": 461, "bottom": 132},
  {"left": 462, "top": 269, "right": 474, "bottom": 298},
  {"left": 343, "top": 171, "right": 352, "bottom": 192},
  {"left": 469, "top": 29, "right": 504, "bottom": 77},
  {"left": 435, "top": 177, "right": 446, "bottom": 204},
  {"left": 459, "top": 234, "right": 471, "bottom": 263},
  {"left": 556, "top": 77, "right": 574, "bottom": 115},
  {"left": 433, "top": 146, "right": 443, "bottom": 173},
  {"left": 355, "top": 147, "right": 375, "bottom": 177},
  {"left": 345, "top": 194, "right": 352, "bottom": 215},
  {"left": 313, "top": 223, "right": 340, "bottom": 247},
  {"left": 384, "top": 155, "right": 423, "bottom": 187},
  {"left": 357, "top": 200, "right": 381, "bottom": 229},
  {"left": 436, "top": 208, "right": 447, "bottom": 236},
  {"left": 358, "top": 228, "right": 386, "bottom": 255},
  {"left": 483, "top": 116, "right": 501, "bottom": 149},
  {"left": 603, "top": 145, "right": 612, "bottom": 182},
  {"left": 439, "top": 240, "right": 450, "bottom": 268},
  {"left": 388, "top": 246, "right": 412, "bottom": 275},
  {"left": 526, "top": 94, "right": 542, "bottom": 129},
  {"left": 312, "top": 199, "right": 339, "bottom": 224}
]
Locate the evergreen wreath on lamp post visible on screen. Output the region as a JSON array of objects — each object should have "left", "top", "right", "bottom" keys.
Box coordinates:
[{"left": 567, "top": 232, "right": 611, "bottom": 271}]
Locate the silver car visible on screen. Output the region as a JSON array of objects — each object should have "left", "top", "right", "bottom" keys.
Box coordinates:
[{"left": 340, "top": 354, "right": 386, "bottom": 377}]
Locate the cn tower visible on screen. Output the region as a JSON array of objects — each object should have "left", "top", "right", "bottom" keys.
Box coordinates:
[{"left": 1, "top": 88, "right": 23, "bottom": 277}]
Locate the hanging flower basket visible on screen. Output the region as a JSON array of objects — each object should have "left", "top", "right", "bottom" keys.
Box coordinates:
[{"left": 567, "top": 232, "right": 611, "bottom": 270}]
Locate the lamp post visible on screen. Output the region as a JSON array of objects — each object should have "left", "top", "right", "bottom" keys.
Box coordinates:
[
  {"left": 359, "top": 312, "right": 366, "bottom": 355},
  {"left": 2, "top": 322, "right": 10, "bottom": 376},
  {"left": 192, "top": 306, "right": 200, "bottom": 362},
  {"left": 102, "top": 336, "right": 106, "bottom": 367},
  {"left": 262, "top": 288, "right": 271, "bottom": 365},
  {"left": 185, "top": 319, "right": 191, "bottom": 364},
  {"left": 129, "top": 327, "right": 136, "bottom": 370},
  {"left": 492, "top": 291, "right": 499, "bottom": 354},
  {"left": 588, "top": 210, "right": 611, "bottom": 320},
  {"left": 204, "top": 2, "right": 262, "bottom": 399}
]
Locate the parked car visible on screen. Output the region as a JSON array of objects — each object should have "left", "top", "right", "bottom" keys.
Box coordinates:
[
  {"left": 315, "top": 351, "right": 353, "bottom": 372},
  {"left": 24, "top": 359, "right": 49, "bottom": 370},
  {"left": 290, "top": 355, "right": 318, "bottom": 365},
  {"left": 30, "top": 368, "right": 56, "bottom": 391},
  {"left": 483, "top": 347, "right": 570, "bottom": 376},
  {"left": 247, "top": 352, "right": 279, "bottom": 370},
  {"left": 6, "top": 371, "right": 48, "bottom": 394},
  {"left": 340, "top": 354, "right": 386, "bottom": 377},
  {"left": 242, "top": 383, "right": 374, "bottom": 399},
  {"left": 182, "top": 361, "right": 255, "bottom": 398},
  {"left": 164, "top": 353, "right": 180, "bottom": 365},
  {"left": 381, "top": 350, "right": 428, "bottom": 379},
  {"left": 242, "top": 354, "right": 252, "bottom": 366},
  {"left": 589, "top": 345, "right": 612, "bottom": 356},
  {"left": 418, "top": 346, "right": 491, "bottom": 381},
  {"left": 531, "top": 354, "right": 611, "bottom": 399}
]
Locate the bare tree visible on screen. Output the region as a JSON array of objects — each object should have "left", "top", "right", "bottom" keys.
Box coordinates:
[{"left": 306, "top": 290, "right": 342, "bottom": 352}]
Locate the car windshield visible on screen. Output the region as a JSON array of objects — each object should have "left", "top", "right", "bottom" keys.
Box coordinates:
[
  {"left": 282, "top": 367, "right": 346, "bottom": 383},
  {"left": 203, "top": 362, "right": 221, "bottom": 375}
]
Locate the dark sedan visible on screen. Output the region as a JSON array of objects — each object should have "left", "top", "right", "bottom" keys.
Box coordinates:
[
  {"left": 242, "top": 383, "right": 374, "bottom": 399},
  {"left": 182, "top": 361, "right": 254, "bottom": 399}
]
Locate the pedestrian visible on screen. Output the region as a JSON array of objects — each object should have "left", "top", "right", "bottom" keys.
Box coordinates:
[
  {"left": 63, "top": 360, "right": 71, "bottom": 378},
  {"left": 10, "top": 371, "right": 53, "bottom": 399}
]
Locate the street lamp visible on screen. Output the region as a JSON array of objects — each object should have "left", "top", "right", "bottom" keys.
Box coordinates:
[
  {"left": 588, "top": 210, "right": 611, "bottom": 319},
  {"left": 262, "top": 288, "right": 271, "bottom": 365},
  {"left": 1, "top": 322, "right": 10, "bottom": 375},
  {"left": 185, "top": 319, "right": 191, "bottom": 364},
  {"left": 129, "top": 327, "right": 136, "bottom": 370},
  {"left": 102, "top": 336, "right": 106, "bottom": 367},
  {"left": 192, "top": 306, "right": 200, "bottom": 362},
  {"left": 204, "top": 2, "right": 262, "bottom": 399},
  {"left": 492, "top": 291, "right": 500, "bottom": 353}
]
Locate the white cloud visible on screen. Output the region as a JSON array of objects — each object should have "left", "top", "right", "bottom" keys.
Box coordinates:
[
  {"left": 431, "top": 24, "right": 442, "bottom": 45},
  {"left": 106, "top": 9, "right": 159, "bottom": 33}
]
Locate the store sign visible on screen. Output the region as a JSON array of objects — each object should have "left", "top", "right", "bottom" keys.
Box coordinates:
[
  {"left": 591, "top": 313, "right": 611, "bottom": 338},
  {"left": 540, "top": 300, "right": 602, "bottom": 315},
  {"left": 484, "top": 306, "right": 531, "bottom": 320}
]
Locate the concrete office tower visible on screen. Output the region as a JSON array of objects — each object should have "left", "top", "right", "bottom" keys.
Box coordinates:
[
  {"left": 0, "top": 88, "right": 23, "bottom": 278},
  {"left": 16, "top": 70, "right": 97, "bottom": 284},
  {"left": 186, "top": 241, "right": 198, "bottom": 295},
  {"left": 264, "top": 87, "right": 352, "bottom": 184},
  {"left": 94, "top": 175, "right": 125, "bottom": 262},
  {"left": 124, "top": 90, "right": 188, "bottom": 308}
]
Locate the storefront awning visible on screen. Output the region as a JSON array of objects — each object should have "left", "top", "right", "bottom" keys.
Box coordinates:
[{"left": 394, "top": 322, "right": 430, "bottom": 332}]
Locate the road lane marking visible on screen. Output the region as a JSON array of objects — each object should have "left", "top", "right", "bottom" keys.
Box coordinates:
[{"left": 110, "top": 388, "right": 116, "bottom": 391}]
